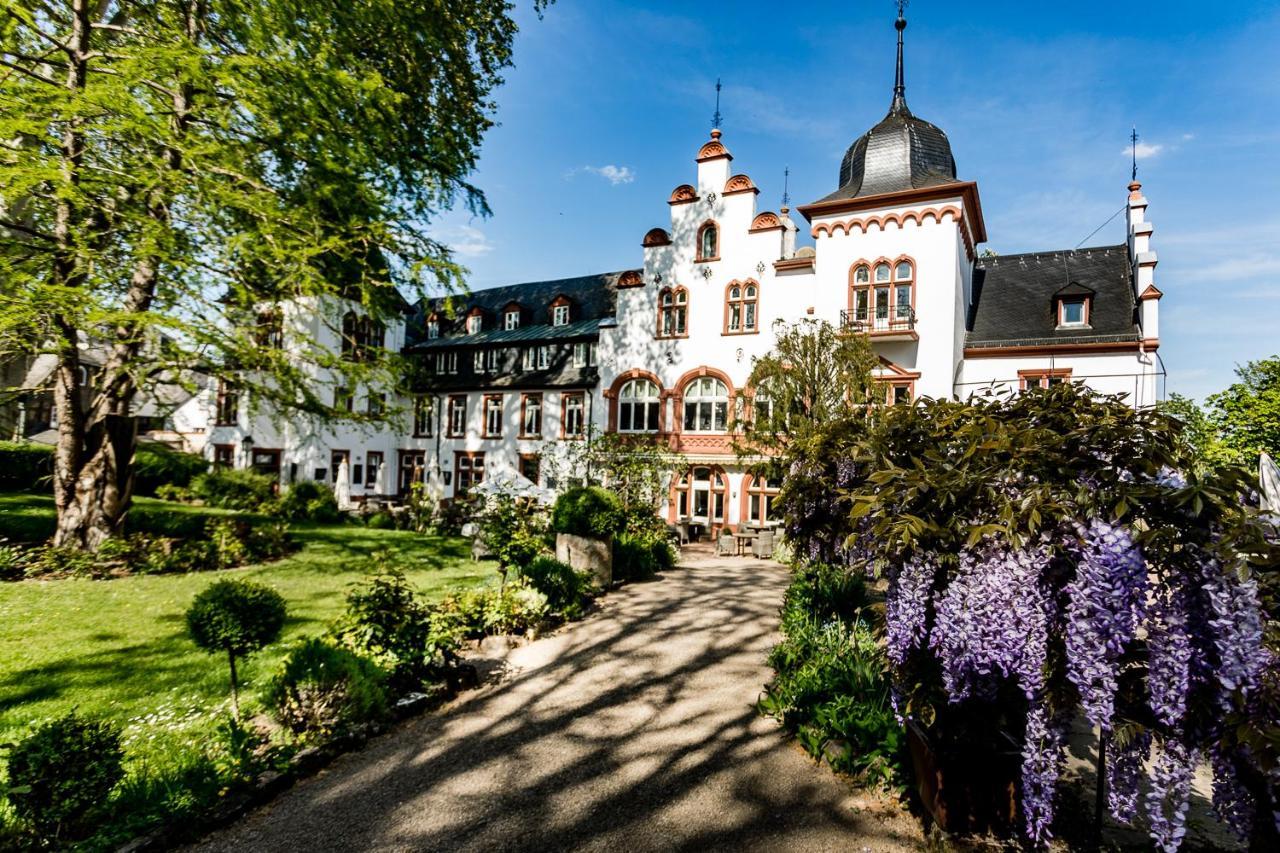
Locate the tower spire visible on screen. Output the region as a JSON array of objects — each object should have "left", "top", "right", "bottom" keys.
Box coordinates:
[
  {"left": 712, "top": 77, "right": 723, "bottom": 130},
  {"left": 892, "top": 1, "right": 908, "bottom": 113},
  {"left": 1130, "top": 126, "right": 1139, "bottom": 182}
]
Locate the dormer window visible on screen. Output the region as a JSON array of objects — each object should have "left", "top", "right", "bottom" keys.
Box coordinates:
[
  {"left": 427, "top": 320, "right": 439, "bottom": 339},
  {"left": 505, "top": 310, "right": 520, "bottom": 330},
  {"left": 1059, "top": 299, "right": 1087, "bottom": 327},
  {"left": 697, "top": 221, "right": 719, "bottom": 261},
  {"left": 466, "top": 312, "right": 482, "bottom": 334},
  {"left": 1053, "top": 282, "right": 1094, "bottom": 329},
  {"left": 549, "top": 295, "right": 572, "bottom": 327}
]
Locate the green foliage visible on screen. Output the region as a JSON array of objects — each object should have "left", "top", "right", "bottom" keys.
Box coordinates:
[
  {"left": 437, "top": 577, "right": 550, "bottom": 638},
  {"left": 1205, "top": 357, "right": 1280, "bottom": 464},
  {"left": 186, "top": 580, "right": 288, "bottom": 658},
  {"left": 0, "top": 442, "right": 52, "bottom": 493},
  {"left": 478, "top": 493, "right": 551, "bottom": 570},
  {"left": 334, "top": 557, "right": 460, "bottom": 693},
  {"left": 612, "top": 529, "right": 674, "bottom": 582},
  {"left": 760, "top": 618, "right": 902, "bottom": 786},
  {"left": 192, "top": 469, "right": 277, "bottom": 510},
  {"left": 275, "top": 480, "right": 341, "bottom": 523},
  {"left": 133, "top": 445, "right": 209, "bottom": 497},
  {"left": 264, "top": 638, "right": 387, "bottom": 738},
  {"left": 759, "top": 565, "right": 901, "bottom": 786},
  {"left": 734, "top": 318, "right": 880, "bottom": 463},
  {"left": 5, "top": 712, "right": 124, "bottom": 841},
  {"left": 517, "top": 555, "right": 592, "bottom": 618},
  {"left": 553, "top": 431, "right": 679, "bottom": 519},
  {"left": 552, "top": 486, "right": 624, "bottom": 539},
  {"left": 365, "top": 511, "right": 394, "bottom": 530}
]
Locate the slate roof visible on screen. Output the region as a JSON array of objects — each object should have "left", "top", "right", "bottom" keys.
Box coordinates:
[
  {"left": 967, "top": 244, "right": 1139, "bottom": 348},
  {"left": 407, "top": 271, "right": 621, "bottom": 348},
  {"left": 816, "top": 99, "right": 958, "bottom": 203}
]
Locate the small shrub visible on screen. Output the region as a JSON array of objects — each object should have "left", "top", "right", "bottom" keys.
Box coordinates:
[
  {"left": 365, "top": 511, "right": 394, "bottom": 529},
  {"left": 5, "top": 712, "right": 124, "bottom": 841},
  {"left": 191, "top": 468, "right": 276, "bottom": 510},
  {"left": 186, "top": 579, "right": 288, "bottom": 719},
  {"left": 517, "top": 555, "right": 592, "bottom": 618},
  {"left": 336, "top": 559, "right": 460, "bottom": 694},
  {"left": 205, "top": 518, "right": 249, "bottom": 569},
  {"left": 779, "top": 562, "right": 871, "bottom": 634},
  {"left": 478, "top": 494, "right": 551, "bottom": 570},
  {"left": 133, "top": 444, "right": 208, "bottom": 497},
  {"left": 481, "top": 577, "right": 550, "bottom": 635},
  {"left": 154, "top": 483, "right": 194, "bottom": 502},
  {"left": 0, "top": 441, "right": 53, "bottom": 493},
  {"left": 551, "top": 486, "right": 624, "bottom": 540},
  {"left": 265, "top": 638, "right": 387, "bottom": 737},
  {"left": 612, "top": 529, "right": 674, "bottom": 582},
  {"left": 276, "top": 480, "right": 340, "bottom": 523},
  {"left": 0, "top": 538, "right": 30, "bottom": 580}
]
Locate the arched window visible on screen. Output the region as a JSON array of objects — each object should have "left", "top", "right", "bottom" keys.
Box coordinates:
[
  {"left": 724, "top": 281, "right": 758, "bottom": 334},
  {"left": 682, "top": 376, "right": 729, "bottom": 432},
  {"left": 673, "top": 466, "right": 728, "bottom": 525},
  {"left": 618, "top": 379, "right": 661, "bottom": 433},
  {"left": 745, "top": 474, "right": 781, "bottom": 525},
  {"left": 697, "top": 221, "right": 719, "bottom": 261},
  {"left": 849, "top": 258, "right": 915, "bottom": 332},
  {"left": 657, "top": 287, "right": 688, "bottom": 338}
]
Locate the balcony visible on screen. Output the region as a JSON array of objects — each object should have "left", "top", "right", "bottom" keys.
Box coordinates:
[{"left": 839, "top": 308, "right": 919, "bottom": 341}]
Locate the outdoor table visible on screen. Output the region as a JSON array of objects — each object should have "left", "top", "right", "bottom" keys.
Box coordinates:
[{"left": 733, "top": 531, "right": 756, "bottom": 556}]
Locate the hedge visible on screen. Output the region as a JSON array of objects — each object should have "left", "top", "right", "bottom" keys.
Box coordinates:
[
  {"left": 0, "top": 441, "right": 53, "bottom": 492},
  {"left": 0, "top": 441, "right": 207, "bottom": 497}
]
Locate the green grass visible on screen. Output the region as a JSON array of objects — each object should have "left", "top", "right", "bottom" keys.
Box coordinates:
[{"left": 0, "top": 497, "right": 492, "bottom": 759}]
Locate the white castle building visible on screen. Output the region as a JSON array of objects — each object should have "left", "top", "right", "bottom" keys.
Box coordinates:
[{"left": 199, "top": 11, "right": 1164, "bottom": 533}]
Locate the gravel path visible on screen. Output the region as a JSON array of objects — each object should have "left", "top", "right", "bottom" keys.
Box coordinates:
[{"left": 188, "top": 552, "right": 923, "bottom": 852}]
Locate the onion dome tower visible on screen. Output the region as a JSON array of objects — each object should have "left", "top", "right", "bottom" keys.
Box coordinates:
[{"left": 821, "top": 6, "right": 957, "bottom": 202}]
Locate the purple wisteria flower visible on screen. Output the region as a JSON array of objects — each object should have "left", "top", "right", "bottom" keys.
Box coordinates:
[
  {"left": 1107, "top": 729, "right": 1151, "bottom": 824},
  {"left": 885, "top": 554, "right": 934, "bottom": 667},
  {"left": 1020, "top": 699, "right": 1068, "bottom": 845},
  {"left": 929, "top": 542, "right": 1052, "bottom": 701},
  {"left": 1209, "top": 744, "right": 1256, "bottom": 841},
  {"left": 1147, "top": 586, "right": 1194, "bottom": 727},
  {"left": 1064, "top": 519, "right": 1146, "bottom": 731},
  {"left": 1202, "top": 563, "right": 1265, "bottom": 698},
  {"left": 1146, "top": 739, "right": 1198, "bottom": 853}
]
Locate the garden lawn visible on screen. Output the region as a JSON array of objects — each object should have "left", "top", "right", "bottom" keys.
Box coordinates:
[{"left": 0, "top": 508, "right": 493, "bottom": 771}]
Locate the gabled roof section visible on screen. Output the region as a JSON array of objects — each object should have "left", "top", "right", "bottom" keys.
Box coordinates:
[
  {"left": 967, "top": 245, "right": 1137, "bottom": 349},
  {"left": 408, "top": 272, "right": 621, "bottom": 347}
]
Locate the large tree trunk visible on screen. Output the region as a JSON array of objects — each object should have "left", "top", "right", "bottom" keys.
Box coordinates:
[{"left": 52, "top": 413, "right": 137, "bottom": 550}]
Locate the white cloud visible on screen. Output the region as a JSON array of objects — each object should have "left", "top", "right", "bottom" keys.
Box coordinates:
[
  {"left": 1125, "top": 141, "right": 1165, "bottom": 159},
  {"left": 434, "top": 225, "right": 494, "bottom": 258},
  {"left": 570, "top": 164, "right": 636, "bottom": 185}
]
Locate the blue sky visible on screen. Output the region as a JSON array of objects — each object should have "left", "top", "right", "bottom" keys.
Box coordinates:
[{"left": 429, "top": 0, "right": 1280, "bottom": 401}]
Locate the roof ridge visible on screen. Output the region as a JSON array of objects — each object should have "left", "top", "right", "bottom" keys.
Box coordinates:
[{"left": 977, "top": 243, "right": 1127, "bottom": 265}]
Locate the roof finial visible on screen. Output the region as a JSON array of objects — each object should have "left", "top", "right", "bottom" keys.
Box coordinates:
[
  {"left": 781, "top": 166, "right": 791, "bottom": 210},
  {"left": 712, "top": 77, "right": 723, "bottom": 131},
  {"left": 1130, "top": 126, "right": 1139, "bottom": 182},
  {"left": 893, "top": 1, "right": 908, "bottom": 112}
]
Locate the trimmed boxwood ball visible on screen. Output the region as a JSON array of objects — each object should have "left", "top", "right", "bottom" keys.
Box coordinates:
[
  {"left": 186, "top": 579, "right": 287, "bottom": 719},
  {"left": 265, "top": 638, "right": 387, "bottom": 737},
  {"left": 5, "top": 711, "right": 124, "bottom": 840},
  {"left": 551, "top": 486, "right": 624, "bottom": 540}
]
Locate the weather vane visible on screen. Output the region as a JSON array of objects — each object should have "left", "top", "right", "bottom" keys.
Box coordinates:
[
  {"left": 897, "top": 0, "right": 909, "bottom": 17},
  {"left": 1130, "top": 127, "right": 1139, "bottom": 182},
  {"left": 782, "top": 166, "right": 791, "bottom": 209},
  {"left": 712, "top": 78, "right": 723, "bottom": 129}
]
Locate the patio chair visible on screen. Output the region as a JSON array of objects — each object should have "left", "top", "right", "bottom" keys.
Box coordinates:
[
  {"left": 675, "top": 522, "right": 691, "bottom": 545},
  {"left": 716, "top": 529, "right": 736, "bottom": 556},
  {"left": 752, "top": 529, "right": 775, "bottom": 559}
]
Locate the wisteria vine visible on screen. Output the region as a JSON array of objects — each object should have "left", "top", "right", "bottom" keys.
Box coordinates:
[{"left": 779, "top": 386, "right": 1279, "bottom": 850}]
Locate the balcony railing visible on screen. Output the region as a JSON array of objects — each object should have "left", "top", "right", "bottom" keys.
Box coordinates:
[{"left": 839, "top": 308, "right": 917, "bottom": 334}]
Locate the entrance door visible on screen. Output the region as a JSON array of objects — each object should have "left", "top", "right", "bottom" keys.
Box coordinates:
[{"left": 398, "top": 451, "right": 426, "bottom": 497}]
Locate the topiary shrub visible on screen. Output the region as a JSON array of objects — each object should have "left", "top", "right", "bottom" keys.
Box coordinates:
[
  {"left": 264, "top": 638, "right": 387, "bottom": 737},
  {"left": 133, "top": 443, "right": 208, "bottom": 497},
  {"left": 0, "top": 441, "right": 53, "bottom": 493},
  {"left": 5, "top": 712, "right": 124, "bottom": 842},
  {"left": 551, "top": 486, "right": 623, "bottom": 540},
  {"left": 517, "top": 555, "right": 592, "bottom": 618},
  {"left": 276, "top": 480, "right": 341, "bottom": 523},
  {"left": 185, "top": 579, "right": 287, "bottom": 719},
  {"left": 191, "top": 468, "right": 276, "bottom": 510}
]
